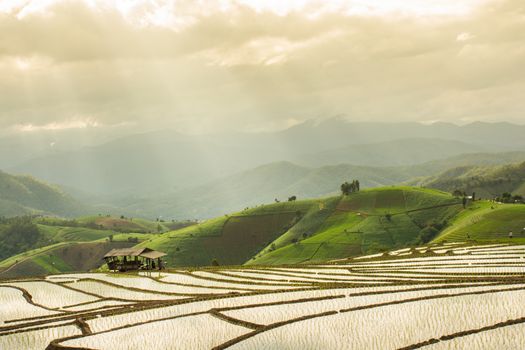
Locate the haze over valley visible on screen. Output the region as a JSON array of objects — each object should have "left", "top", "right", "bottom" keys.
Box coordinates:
[{"left": 2, "top": 119, "right": 525, "bottom": 219}]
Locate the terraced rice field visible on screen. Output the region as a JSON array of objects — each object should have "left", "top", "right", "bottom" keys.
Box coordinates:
[{"left": 1, "top": 244, "right": 524, "bottom": 349}]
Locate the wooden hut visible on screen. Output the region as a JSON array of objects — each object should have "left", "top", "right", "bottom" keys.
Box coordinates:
[{"left": 104, "top": 247, "right": 167, "bottom": 272}]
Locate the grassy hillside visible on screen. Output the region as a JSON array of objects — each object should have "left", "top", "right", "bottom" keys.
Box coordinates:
[
  {"left": 432, "top": 201, "right": 525, "bottom": 244},
  {"left": 141, "top": 200, "right": 319, "bottom": 267},
  {"left": 0, "top": 216, "right": 162, "bottom": 278},
  {"left": 36, "top": 224, "right": 119, "bottom": 242},
  {"left": 250, "top": 187, "right": 462, "bottom": 265},
  {"left": 142, "top": 187, "right": 467, "bottom": 267},
  {"left": 76, "top": 216, "right": 171, "bottom": 233},
  {"left": 37, "top": 215, "right": 193, "bottom": 235},
  {"left": 0, "top": 241, "right": 135, "bottom": 278},
  {"left": 0, "top": 170, "right": 87, "bottom": 217}
]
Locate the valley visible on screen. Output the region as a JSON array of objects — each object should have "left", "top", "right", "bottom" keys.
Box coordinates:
[{"left": 2, "top": 186, "right": 524, "bottom": 279}]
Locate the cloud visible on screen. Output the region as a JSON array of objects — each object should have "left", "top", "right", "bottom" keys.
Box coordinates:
[
  {"left": 456, "top": 32, "right": 475, "bottom": 41},
  {"left": 0, "top": 0, "right": 523, "bottom": 133},
  {"left": 13, "top": 117, "right": 101, "bottom": 132}
]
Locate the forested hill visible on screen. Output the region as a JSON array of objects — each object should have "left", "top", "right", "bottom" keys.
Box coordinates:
[
  {"left": 0, "top": 170, "right": 87, "bottom": 217},
  {"left": 410, "top": 161, "right": 525, "bottom": 200}
]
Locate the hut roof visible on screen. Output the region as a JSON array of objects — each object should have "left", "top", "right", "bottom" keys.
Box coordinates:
[
  {"left": 140, "top": 250, "right": 167, "bottom": 259},
  {"left": 104, "top": 247, "right": 166, "bottom": 259}
]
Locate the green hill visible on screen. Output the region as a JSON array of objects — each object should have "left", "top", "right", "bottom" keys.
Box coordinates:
[
  {"left": 409, "top": 161, "right": 525, "bottom": 199},
  {"left": 75, "top": 216, "right": 169, "bottom": 233},
  {"left": 142, "top": 187, "right": 465, "bottom": 267},
  {"left": 250, "top": 187, "right": 462, "bottom": 265},
  {"left": 140, "top": 200, "right": 318, "bottom": 267},
  {"left": 3, "top": 186, "right": 524, "bottom": 276},
  {"left": 0, "top": 170, "right": 86, "bottom": 217},
  {"left": 432, "top": 201, "right": 525, "bottom": 244},
  {"left": 0, "top": 241, "right": 136, "bottom": 278},
  {"left": 0, "top": 216, "right": 162, "bottom": 278}
]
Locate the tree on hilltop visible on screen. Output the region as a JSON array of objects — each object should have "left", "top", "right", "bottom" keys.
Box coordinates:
[{"left": 341, "top": 180, "right": 361, "bottom": 195}]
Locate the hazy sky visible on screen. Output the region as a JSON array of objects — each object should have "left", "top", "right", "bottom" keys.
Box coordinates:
[{"left": 0, "top": 0, "right": 524, "bottom": 135}]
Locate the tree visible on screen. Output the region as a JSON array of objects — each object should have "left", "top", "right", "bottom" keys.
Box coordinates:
[
  {"left": 341, "top": 182, "right": 349, "bottom": 195},
  {"left": 341, "top": 181, "right": 353, "bottom": 195},
  {"left": 108, "top": 234, "right": 114, "bottom": 242},
  {"left": 211, "top": 258, "right": 219, "bottom": 266},
  {"left": 462, "top": 196, "right": 467, "bottom": 209},
  {"left": 452, "top": 189, "right": 463, "bottom": 197},
  {"left": 472, "top": 192, "right": 476, "bottom": 202},
  {"left": 288, "top": 195, "right": 297, "bottom": 202},
  {"left": 341, "top": 180, "right": 361, "bottom": 195},
  {"left": 0, "top": 217, "right": 42, "bottom": 260},
  {"left": 419, "top": 225, "right": 439, "bottom": 243},
  {"left": 502, "top": 192, "right": 512, "bottom": 203}
]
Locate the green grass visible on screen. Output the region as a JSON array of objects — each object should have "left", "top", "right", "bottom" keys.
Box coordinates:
[
  {"left": 140, "top": 216, "right": 229, "bottom": 267},
  {"left": 0, "top": 241, "right": 134, "bottom": 278},
  {"left": 35, "top": 220, "right": 161, "bottom": 245},
  {"left": 433, "top": 201, "right": 525, "bottom": 244},
  {"left": 248, "top": 187, "right": 463, "bottom": 265},
  {"left": 105, "top": 233, "right": 159, "bottom": 242},
  {"left": 250, "top": 197, "right": 341, "bottom": 255},
  {"left": 32, "top": 254, "right": 74, "bottom": 274},
  {"left": 248, "top": 187, "right": 465, "bottom": 265},
  {"left": 76, "top": 216, "right": 169, "bottom": 233},
  {"left": 238, "top": 200, "right": 318, "bottom": 216},
  {"left": 143, "top": 200, "right": 321, "bottom": 267},
  {"left": 144, "top": 186, "right": 465, "bottom": 267},
  {"left": 38, "top": 224, "right": 116, "bottom": 242},
  {"left": 1, "top": 219, "right": 157, "bottom": 277},
  {"left": 0, "top": 242, "right": 71, "bottom": 269}
]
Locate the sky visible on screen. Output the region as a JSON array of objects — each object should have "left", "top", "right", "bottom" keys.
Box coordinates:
[{"left": 0, "top": 0, "right": 524, "bottom": 135}]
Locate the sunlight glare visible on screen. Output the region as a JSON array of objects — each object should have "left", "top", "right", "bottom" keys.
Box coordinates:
[{"left": 0, "top": 0, "right": 492, "bottom": 24}]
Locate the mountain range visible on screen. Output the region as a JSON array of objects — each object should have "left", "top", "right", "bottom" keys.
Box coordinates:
[
  {"left": 5, "top": 119, "right": 525, "bottom": 196},
  {"left": 2, "top": 119, "right": 525, "bottom": 219},
  {"left": 88, "top": 151, "right": 525, "bottom": 219}
]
